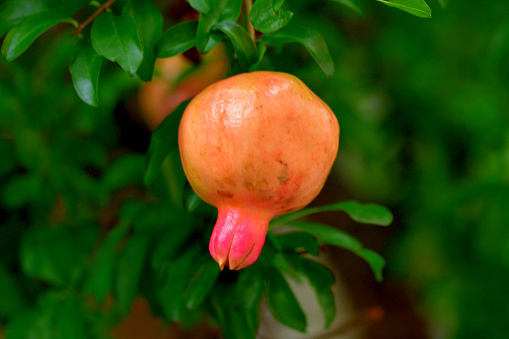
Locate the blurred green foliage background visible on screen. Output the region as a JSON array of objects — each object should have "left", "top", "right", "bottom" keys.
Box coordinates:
[{"left": 1, "top": 0, "right": 508, "bottom": 338}]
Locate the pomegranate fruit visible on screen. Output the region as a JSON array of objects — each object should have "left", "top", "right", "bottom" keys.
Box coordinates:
[{"left": 178, "top": 71, "right": 340, "bottom": 270}]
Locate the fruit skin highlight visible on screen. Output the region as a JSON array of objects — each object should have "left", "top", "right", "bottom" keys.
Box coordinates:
[{"left": 178, "top": 71, "right": 340, "bottom": 270}]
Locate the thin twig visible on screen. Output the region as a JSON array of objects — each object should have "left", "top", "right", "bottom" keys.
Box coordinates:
[
  {"left": 244, "top": 0, "right": 255, "bottom": 43},
  {"left": 72, "top": 0, "right": 118, "bottom": 36}
]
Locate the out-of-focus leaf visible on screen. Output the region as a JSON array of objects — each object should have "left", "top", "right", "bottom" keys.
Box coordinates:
[
  {"left": 287, "top": 221, "right": 386, "bottom": 281},
  {"left": 265, "top": 268, "right": 306, "bottom": 332},
  {"left": 115, "top": 235, "right": 150, "bottom": 314},
  {"left": 1, "top": 173, "right": 43, "bottom": 209},
  {"left": 377, "top": 0, "right": 432, "bottom": 18},
  {"left": 262, "top": 24, "right": 334, "bottom": 78},
  {"left": 69, "top": 37, "right": 102, "bottom": 107},
  {"left": 134, "top": 201, "right": 194, "bottom": 234},
  {"left": 271, "top": 200, "right": 393, "bottom": 227},
  {"left": 184, "top": 258, "right": 220, "bottom": 309},
  {"left": 144, "top": 100, "right": 188, "bottom": 186},
  {"left": 0, "top": 264, "right": 26, "bottom": 317},
  {"left": 56, "top": 295, "right": 87, "bottom": 339},
  {"left": 1, "top": 15, "right": 62, "bottom": 61},
  {"left": 128, "top": 0, "right": 163, "bottom": 81},
  {"left": 158, "top": 244, "right": 201, "bottom": 321},
  {"left": 212, "top": 21, "right": 258, "bottom": 68},
  {"left": 196, "top": 0, "right": 242, "bottom": 54},
  {"left": 299, "top": 258, "right": 336, "bottom": 328},
  {"left": 83, "top": 210, "right": 136, "bottom": 301},
  {"left": 331, "top": 0, "right": 363, "bottom": 15},
  {"left": 276, "top": 232, "right": 320, "bottom": 256},
  {"left": 0, "top": 0, "right": 89, "bottom": 37},
  {"left": 91, "top": 11, "right": 143, "bottom": 76},
  {"left": 156, "top": 21, "right": 198, "bottom": 58},
  {"left": 183, "top": 182, "right": 203, "bottom": 213},
  {"left": 21, "top": 225, "right": 97, "bottom": 287},
  {"left": 187, "top": 0, "right": 211, "bottom": 13},
  {"left": 249, "top": 0, "right": 293, "bottom": 33},
  {"left": 102, "top": 153, "right": 145, "bottom": 192},
  {"left": 222, "top": 307, "right": 257, "bottom": 339},
  {"left": 234, "top": 267, "right": 265, "bottom": 309}
]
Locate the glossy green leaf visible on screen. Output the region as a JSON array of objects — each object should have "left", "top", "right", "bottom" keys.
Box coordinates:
[
  {"left": 183, "top": 182, "right": 203, "bottom": 212},
  {"left": 103, "top": 153, "right": 145, "bottom": 192},
  {"left": 1, "top": 15, "right": 62, "bottom": 61},
  {"left": 0, "top": 0, "right": 89, "bottom": 37},
  {"left": 331, "top": 0, "right": 363, "bottom": 15},
  {"left": 212, "top": 21, "right": 258, "bottom": 68},
  {"left": 276, "top": 232, "right": 320, "bottom": 256},
  {"left": 262, "top": 24, "right": 334, "bottom": 78},
  {"left": 115, "top": 235, "right": 150, "bottom": 313},
  {"left": 287, "top": 221, "right": 386, "bottom": 281},
  {"left": 249, "top": 0, "right": 293, "bottom": 33},
  {"left": 144, "top": 100, "right": 188, "bottom": 186},
  {"left": 0, "top": 264, "right": 26, "bottom": 316},
  {"left": 265, "top": 268, "right": 306, "bottom": 332},
  {"left": 271, "top": 200, "right": 393, "bottom": 227},
  {"left": 69, "top": 37, "right": 102, "bottom": 107},
  {"left": 377, "top": 0, "right": 432, "bottom": 18},
  {"left": 91, "top": 11, "right": 143, "bottom": 76},
  {"left": 196, "top": 0, "right": 242, "bottom": 54},
  {"left": 187, "top": 0, "right": 211, "bottom": 13},
  {"left": 185, "top": 258, "right": 221, "bottom": 309},
  {"left": 128, "top": 0, "right": 163, "bottom": 81},
  {"left": 299, "top": 259, "right": 336, "bottom": 328},
  {"left": 156, "top": 21, "right": 198, "bottom": 58}
]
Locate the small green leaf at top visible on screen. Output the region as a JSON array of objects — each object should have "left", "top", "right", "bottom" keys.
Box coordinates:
[
  {"left": 265, "top": 268, "right": 307, "bottom": 332},
  {"left": 331, "top": 0, "right": 363, "bottom": 15},
  {"left": 249, "top": 0, "right": 293, "bottom": 33},
  {"left": 70, "top": 37, "right": 102, "bottom": 107},
  {"left": 377, "top": 0, "right": 432, "bottom": 18},
  {"left": 187, "top": 0, "right": 212, "bottom": 14},
  {"left": 262, "top": 24, "right": 334, "bottom": 78},
  {"left": 128, "top": 0, "right": 164, "bottom": 81},
  {"left": 156, "top": 21, "right": 199, "bottom": 58},
  {"left": 1, "top": 15, "right": 63, "bottom": 61},
  {"left": 212, "top": 21, "right": 258, "bottom": 68},
  {"left": 271, "top": 200, "right": 393, "bottom": 227},
  {"left": 91, "top": 11, "right": 143, "bottom": 76}
]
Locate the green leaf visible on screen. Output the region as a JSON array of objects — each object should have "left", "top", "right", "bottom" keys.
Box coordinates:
[
  {"left": 83, "top": 216, "right": 134, "bottom": 302},
  {"left": 128, "top": 0, "right": 163, "bottom": 81},
  {"left": 56, "top": 295, "right": 87, "bottom": 339},
  {"left": 144, "top": 100, "right": 188, "bottom": 186},
  {"left": 222, "top": 307, "right": 258, "bottom": 339},
  {"left": 262, "top": 24, "right": 334, "bottom": 78},
  {"left": 249, "top": 0, "right": 293, "bottom": 33},
  {"left": 103, "top": 153, "right": 145, "bottom": 192},
  {"left": 134, "top": 201, "right": 195, "bottom": 234},
  {"left": 0, "top": 264, "right": 26, "bottom": 317},
  {"left": 91, "top": 11, "right": 143, "bottom": 76},
  {"left": 212, "top": 21, "right": 258, "bottom": 68},
  {"left": 299, "top": 259, "right": 336, "bottom": 328},
  {"left": 21, "top": 225, "right": 97, "bottom": 287},
  {"left": 156, "top": 21, "right": 198, "bottom": 58},
  {"left": 158, "top": 244, "right": 201, "bottom": 321},
  {"left": 271, "top": 200, "right": 393, "bottom": 227},
  {"left": 184, "top": 258, "right": 221, "bottom": 309},
  {"left": 234, "top": 267, "right": 265, "bottom": 309},
  {"left": 331, "top": 0, "right": 363, "bottom": 15},
  {"left": 275, "top": 232, "right": 320, "bottom": 256},
  {"left": 265, "top": 268, "right": 307, "bottom": 332},
  {"left": 69, "top": 37, "right": 102, "bottom": 107},
  {"left": 287, "top": 221, "right": 386, "bottom": 281},
  {"left": 0, "top": 0, "right": 89, "bottom": 38},
  {"left": 115, "top": 235, "right": 150, "bottom": 314},
  {"left": 187, "top": 0, "right": 211, "bottom": 13},
  {"left": 151, "top": 219, "right": 195, "bottom": 271},
  {"left": 1, "top": 173, "right": 43, "bottom": 208},
  {"left": 196, "top": 0, "right": 243, "bottom": 54},
  {"left": 183, "top": 182, "right": 203, "bottom": 213},
  {"left": 1, "top": 15, "right": 62, "bottom": 61},
  {"left": 377, "top": 0, "right": 432, "bottom": 18}
]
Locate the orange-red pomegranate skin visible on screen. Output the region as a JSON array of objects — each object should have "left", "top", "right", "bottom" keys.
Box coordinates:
[{"left": 178, "top": 71, "right": 339, "bottom": 270}]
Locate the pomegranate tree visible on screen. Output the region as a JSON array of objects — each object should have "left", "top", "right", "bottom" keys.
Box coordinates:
[{"left": 179, "top": 71, "right": 340, "bottom": 270}]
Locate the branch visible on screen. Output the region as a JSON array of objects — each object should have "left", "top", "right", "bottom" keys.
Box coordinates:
[
  {"left": 72, "top": 0, "right": 118, "bottom": 36},
  {"left": 244, "top": 0, "right": 255, "bottom": 42}
]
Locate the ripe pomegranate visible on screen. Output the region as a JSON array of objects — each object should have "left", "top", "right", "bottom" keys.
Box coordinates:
[{"left": 178, "top": 71, "right": 339, "bottom": 270}]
